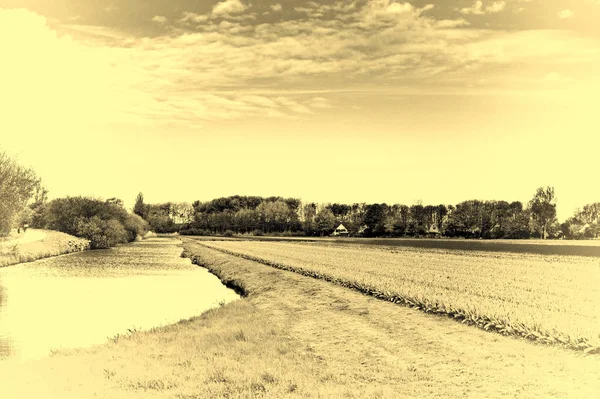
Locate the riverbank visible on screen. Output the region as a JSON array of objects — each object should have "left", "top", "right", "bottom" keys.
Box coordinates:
[
  {"left": 0, "top": 229, "right": 89, "bottom": 268},
  {"left": 0, "top": 237, "right": 598, "bottom": 398}
]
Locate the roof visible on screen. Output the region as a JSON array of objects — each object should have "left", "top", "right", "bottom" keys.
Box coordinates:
[{"left": 335, "top": 224, "right": 348, "bottom": 231}]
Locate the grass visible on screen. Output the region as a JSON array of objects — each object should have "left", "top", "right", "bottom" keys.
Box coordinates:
[
  {"left": 1, "top": 238, "right": 599, "bottom": 398},
  {"left": 198, "top": 239, "right": 600, "bottom": 352},
  {"left": 0, "top": 230, "right": 90, "bottom": 267}
]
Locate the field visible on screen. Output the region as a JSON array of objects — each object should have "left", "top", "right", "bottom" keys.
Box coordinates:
[{"left": 198, "top": 239, "right": 600, "bottom": 352}]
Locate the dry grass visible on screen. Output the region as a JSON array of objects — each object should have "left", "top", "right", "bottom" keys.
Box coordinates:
[
  {"left": 1, "top": 238, "right": 599, "bottom": 398},
  {"left": 0, "top": 230, "right": 89, "bottom": 267},
  {"left": 199, "top": 240, "right": 600, "bottom": 352}
]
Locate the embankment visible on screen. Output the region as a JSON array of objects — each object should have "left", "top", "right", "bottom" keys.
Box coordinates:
[{"left": 0, "top": 229, "right": 90, "bottom": 267}]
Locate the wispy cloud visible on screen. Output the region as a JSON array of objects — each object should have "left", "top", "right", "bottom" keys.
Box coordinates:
[
  {"left": 152, "top": 16, "right": 168, "bottom": 24},
  {"left": 3, "top": 2, "right": 599, "bottom": 132},
  {"left": 557, "top": 9, "right": 575, "bottom": 19},
  {"left": 460, "top": 1, "right": 506, "bottom": 15}
]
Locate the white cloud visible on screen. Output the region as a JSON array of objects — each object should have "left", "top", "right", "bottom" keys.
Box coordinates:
[
  {"left": 310, "top": 97, "right": 333, "bottom": 109},
  {"left": 420, "top": 4, "right": 435, "bottom": 13},
  {"left": 152, "top": 16, "right": 168, "bottom": 24},
  {"left": 271, "top": 4, "right": 283, "bottom": 12},
  {"left": 180, "top": 11, "right": 209, "bottom": 23},
  {"left": 487, "top": 1, "right": 506, "bottom": 13},
  {"left": 557, "top": 9, "right": 574, "bottom": 19},
  {"left": 435, "top": 19, "right": 471, "bottom": 28},
  {"left": 212, "top": 0, "right": 250, "bottom": 17},
  {"left": 103, "top": 5, "right": 118, "bottom": 13},
  {"left": 460, "top": 1, "right": 506, "bottom": 15}
]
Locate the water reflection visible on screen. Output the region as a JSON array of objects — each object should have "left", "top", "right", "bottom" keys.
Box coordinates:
[{"left": 0, "top": 238, "right": 238, "bottom": 362}]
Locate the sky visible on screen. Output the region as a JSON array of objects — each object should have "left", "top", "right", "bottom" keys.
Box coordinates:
[{"left": 0, "top": 0, "right": 599, "bottom": 221}]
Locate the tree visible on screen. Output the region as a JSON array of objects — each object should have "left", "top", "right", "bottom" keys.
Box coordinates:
[
  {"left": 315, "top": 207, "right": 335, "bottom": 236},
  {"left": 364, "top": 203, "right": 388, "bottom": 237},
  {"left": 0, "top": 151, "right": 40, "bottom": 235},
  {"left": 528, "top": 186, "right": 557, "bottom": 239},
  {"left": 133, "top": 192, "right": 146, "bottom": 219},
  {"left": 301, "top": 202, "right": 317, "bottom": 236}
]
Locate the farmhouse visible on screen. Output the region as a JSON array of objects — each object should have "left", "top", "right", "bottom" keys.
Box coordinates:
[{"left": 332, "top": 224, "right": 349, "bottom": 237}]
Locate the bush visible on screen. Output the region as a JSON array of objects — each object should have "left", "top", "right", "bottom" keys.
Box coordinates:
[
  {"left": 75, "top": 216, "right": 129, "bottom": 249},
  {"left": 123, "top": 213, "right": 150, "bottom": 242},
  {"left": 38, "top": 196, "right": 149, "bottom": 248},
  {"left": 252, "top": 229, "right": 264, "bottom": 236},
  {"left": 223, "top": 230, "right": 235, "bottom": 237}
]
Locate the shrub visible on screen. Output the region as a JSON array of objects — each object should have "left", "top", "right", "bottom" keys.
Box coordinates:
[
  {"left": 38, "top": 196, "right": 148, "bottom": 248},
  {"left": 123, "top": 213, "right": 150, "bottom": 242},
  {"left": 223, "top": 230, "right": 235, "bottom": 237},
  {"left": 252, "top": 229, "right": 264, "bottom": 236},
  {"left": 75, "top": 216, "right": 129, "bottom": 249}
]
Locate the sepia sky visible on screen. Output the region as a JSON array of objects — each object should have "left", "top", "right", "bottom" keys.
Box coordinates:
[{"left": 1, "top": 0, "right": 599, "bottom": 220}]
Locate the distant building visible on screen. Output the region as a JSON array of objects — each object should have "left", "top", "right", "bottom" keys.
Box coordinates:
[
  {"left": 578, "top": 223, "right": 591, "bottom": 234},
  {"left": 332, "top": 223, "right": 349, "bottom": 237},
  {"left": 426, "top": 223, "right": 441, "bottom": 237}
]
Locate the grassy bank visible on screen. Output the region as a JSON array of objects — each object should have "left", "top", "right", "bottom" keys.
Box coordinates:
[
  {"left": 0, "top": 230, "right": 89, "bottom": 267},
  {"left": 1, "top": 238, "right": 598, "bottom": 398}
]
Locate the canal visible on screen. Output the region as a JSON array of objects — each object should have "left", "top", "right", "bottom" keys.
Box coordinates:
[{"left": 0, "top": 237, "right": 239, "bottom": 362}]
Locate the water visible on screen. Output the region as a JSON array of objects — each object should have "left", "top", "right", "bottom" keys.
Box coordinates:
[{"left": 0, "top": 237, "right": 239, "bottom": 362}]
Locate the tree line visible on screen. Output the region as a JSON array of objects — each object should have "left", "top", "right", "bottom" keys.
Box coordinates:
[
  {"left": 1, "top": 150, "right": 597, "bottom": 244},
  {"left": 132, "top": 187, "right": 598, "bottom": 240}
]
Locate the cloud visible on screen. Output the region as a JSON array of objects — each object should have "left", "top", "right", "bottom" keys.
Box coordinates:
[
  {"left": 271, "top": 4, "right": 283, "bottom": 12},
  {"left": 460, "top": 1, "right": 506, "bottom": 15},
  {"left": 152, "top": 16, "right": 168, "bottom": 24},
  {"left": 179, "top": 11, "right": 209, "bottom": 23},
  {"left": 103, "top": 5, "right": 119, "bottom": 13},
  {"left": 557, "top": 9, "right": 574, "bottom": 19},
  {"left": 310, "top": 97, "right": 333, "bottom": 109},
  {"left": 212, "top": 0, "right": 250, "bottom": 17},
  {"left": 4, "top": 2, "right": 599, "bottom": 133}
]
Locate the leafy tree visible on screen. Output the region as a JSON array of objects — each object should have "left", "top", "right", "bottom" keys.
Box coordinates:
[
  {"left": 301, "top": 202, "right": 317, "bottom": 236},
  {"left": 315, "top": 207, "right": 335, "bottom": 236},
  {"left": 133, "top": 192, "right": 147, "bottom": 219},
  {"left": 0, "top": 151, "right": 41, "bottom": 235},
  {"left": 528, "top": 186, "right": 557, "bottom": 239},
  {"left": 364, "top": 203, "right": 388, "bottom": 237}
]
